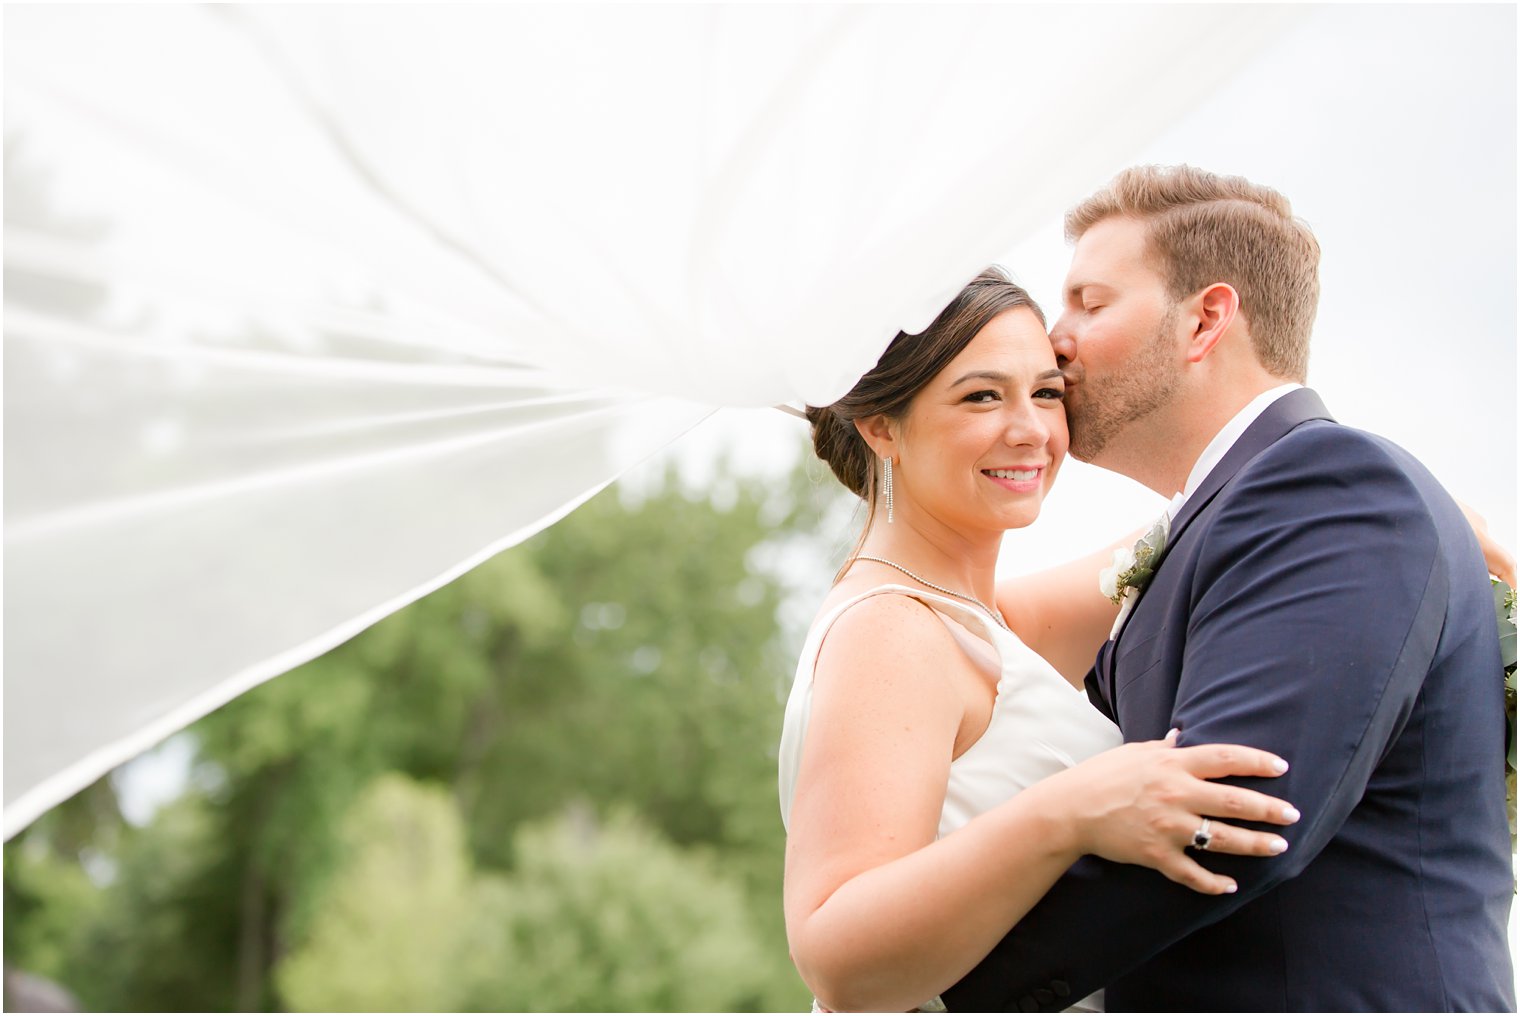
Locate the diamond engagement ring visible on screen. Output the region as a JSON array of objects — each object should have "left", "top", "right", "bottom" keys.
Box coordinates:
[{"left": 1191, "top": 818, "right": 1213, "bottom": 851}]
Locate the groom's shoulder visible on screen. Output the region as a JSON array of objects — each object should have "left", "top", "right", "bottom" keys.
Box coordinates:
[
  {"left": 1218, "top": 419, "right": 1450, "bottom": 540},
  {"left": 1230, "top": 418, "right": 1466, "bottom": 553},
  {"left": 1253, "top": 416, "right": 1445, "bottom": 498}
]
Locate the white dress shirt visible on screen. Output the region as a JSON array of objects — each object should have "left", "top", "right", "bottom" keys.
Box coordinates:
[{"left": 1166, "top": 383, "right": 1304, "bottom": 522}]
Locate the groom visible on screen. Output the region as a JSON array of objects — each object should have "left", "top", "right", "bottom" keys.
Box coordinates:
[{"left": 944, "top": 166, "right": 1514, "bottom": 1011}]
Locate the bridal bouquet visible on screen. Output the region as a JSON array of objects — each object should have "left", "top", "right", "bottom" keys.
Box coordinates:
[{"left": 1497, "top": 579, "right": 1516, "bottom": 847}]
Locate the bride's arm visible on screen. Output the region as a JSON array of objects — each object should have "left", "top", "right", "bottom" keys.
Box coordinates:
[
  {"left": 785, "top": 594, "right": 1296, "bottom": 1013},
  {"left": 996, "top": 528, "right": 1142, "bottom": 686}
]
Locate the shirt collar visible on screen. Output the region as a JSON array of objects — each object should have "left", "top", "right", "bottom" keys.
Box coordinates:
[{"left": 1167, "top": 382, "right": 1303, "bottom": 521}]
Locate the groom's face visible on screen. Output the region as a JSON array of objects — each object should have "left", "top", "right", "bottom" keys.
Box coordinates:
[{"left": 1049, "top": 216, "right": 1184, "bottom": 464}]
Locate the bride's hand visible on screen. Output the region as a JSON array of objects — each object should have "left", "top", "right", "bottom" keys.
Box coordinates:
[
  {"left": 1055, "top": 731, "right": 1298, "bottom": 895},
  {"left": 1456, "top": 499, "right": 1515, "bottom": 587}
]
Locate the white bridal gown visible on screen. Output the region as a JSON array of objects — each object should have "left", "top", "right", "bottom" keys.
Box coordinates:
[{"left": 778, "top": 584, "right": 1120, "bottom": 1012}]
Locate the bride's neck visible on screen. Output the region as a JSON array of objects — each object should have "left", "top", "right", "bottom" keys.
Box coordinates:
[{"left": 857, "top": 517, "right": 1002, "bottom": 604}]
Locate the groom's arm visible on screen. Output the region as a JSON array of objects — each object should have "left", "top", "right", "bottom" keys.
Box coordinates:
[{"left": 942, "top": 425, "right": 1463, "bottom": 1012}]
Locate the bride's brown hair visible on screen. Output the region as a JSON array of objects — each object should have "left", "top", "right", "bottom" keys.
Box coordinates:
[{"left": 805, "top": 267, "right": 1044, "bottom": 566}]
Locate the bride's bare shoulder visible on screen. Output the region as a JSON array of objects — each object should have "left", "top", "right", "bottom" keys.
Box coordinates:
[
  {"left": 811, "top": 582, "right": 956, "bottom": 677},
  {"left": 815, "top": 575, "right": 923, "bottom": 629}
]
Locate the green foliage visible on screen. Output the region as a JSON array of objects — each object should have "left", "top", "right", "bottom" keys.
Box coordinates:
[
  {"left": 277, "top": 774, "right": 780, "bottom": 1013},
  {"left": 2, "top": 839, "right": 102, "bottom": 986},
  {"left": 1496, "top": 579, "right": 1516, "bottom": 676},
  {"left": 5, "top": 455, "right": 836, "bottom": 1011},
  {"left": 463, "top": 806, "right": 774, "bottom": 1013},
  {"left": 1496, "top": 579, "right": 1516, "bottom": 847},
  {"left": 276, "top": 775, "right": 476, "bottom": 1012},
  {"left": 2, "top": 776, "right": 123, "bottom": 991},
  {"left": 64, "top": 794, "right": 242, "bottom": 1012}
]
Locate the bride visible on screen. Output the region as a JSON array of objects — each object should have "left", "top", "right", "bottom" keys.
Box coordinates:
[{"left": 778, "top": 267, "right": 1304, "bottom": 1013}]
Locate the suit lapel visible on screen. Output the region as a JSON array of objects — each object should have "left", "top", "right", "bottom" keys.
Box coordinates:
[
  {"left": 1090, "top": 387, "right": 1335, "bottom": 720},
  {"left": 1086, "top": 645, "right": 1119, "bottom": 722},
  {"left": 1165, "top": 387, "right": 1334, "bottom": 551}
]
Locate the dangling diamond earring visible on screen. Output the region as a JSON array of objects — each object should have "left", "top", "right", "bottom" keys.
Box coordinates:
[{"left": 883, "top": 456, "right": 894, "bottom": 524}]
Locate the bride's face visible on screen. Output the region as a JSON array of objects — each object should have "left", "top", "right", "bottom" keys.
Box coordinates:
[{"left": 894, "top": 307, "right": 1068, "bottom": 534}]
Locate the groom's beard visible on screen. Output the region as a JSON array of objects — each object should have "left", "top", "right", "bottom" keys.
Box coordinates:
[{"left": 1066, "top": 305, "right": 1182, "bottom": 463}]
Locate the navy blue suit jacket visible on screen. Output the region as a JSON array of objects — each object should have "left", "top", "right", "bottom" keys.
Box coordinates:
[{"left": 943, "top": 389, "right": 1514, "bottom": 1012}]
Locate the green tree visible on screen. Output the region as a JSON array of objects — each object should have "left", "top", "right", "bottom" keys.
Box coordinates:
[
  {"left": 276, "top": 774, "right": 477, "bottom": 1012},
  {"left": 53, "top": 793, "right": 240, "bottom": 1012},
  {"left": 462, "top": 806, "right": 774, "bottom": 1013},
  {"left": 278, "top": 774, "right": 777, "bottom": 1013},
  {"left": 5, "top": 456, "right": 839, "bottom": 1011}
]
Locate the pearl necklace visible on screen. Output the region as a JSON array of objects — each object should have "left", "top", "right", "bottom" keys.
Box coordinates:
[{"left": 854, "top": 555, "right": 1011, "bottom": 632}]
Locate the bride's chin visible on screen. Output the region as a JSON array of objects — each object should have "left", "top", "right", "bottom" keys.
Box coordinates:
[{"left": 985, "top": 509, "right": 1042, "bottom": 533}]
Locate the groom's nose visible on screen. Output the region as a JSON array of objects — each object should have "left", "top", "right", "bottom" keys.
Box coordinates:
[{"left": 1049, "top": 317, "right": 1078, "bottom": 372}]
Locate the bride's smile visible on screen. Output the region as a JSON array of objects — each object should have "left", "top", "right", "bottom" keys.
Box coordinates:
[{"left": 981, "top": 467, "right": 1044, "bottom": 493}]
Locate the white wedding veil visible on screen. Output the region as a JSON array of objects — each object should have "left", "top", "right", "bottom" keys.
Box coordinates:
[{"left": 5, "top": 2, "right": 1435, "bottom": 838}]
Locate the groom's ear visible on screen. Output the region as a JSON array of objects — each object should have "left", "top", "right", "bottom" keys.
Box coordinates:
[
  {"left": 853, "top": 413, "right": 898, "bottom": 459},
  {"left": 1183, "top": 282, "right": 1241, "bottom": 364}
]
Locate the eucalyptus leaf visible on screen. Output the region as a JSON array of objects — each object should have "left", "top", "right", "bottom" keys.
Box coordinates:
[
  {"left": 1494, "top": 579, "right": 1516, "bottom": 634},
  {"left": 1501, "top": 577, "right": 1516, "bottom": 848}
]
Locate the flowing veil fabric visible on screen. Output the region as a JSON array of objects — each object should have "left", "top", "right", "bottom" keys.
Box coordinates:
[{"left": 2, "top": 5, "right": 1300, "bottom": 837}]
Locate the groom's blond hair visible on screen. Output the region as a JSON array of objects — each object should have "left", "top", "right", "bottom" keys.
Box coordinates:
[{"left": 1066, "top": 165, "right": 1319, "bottom": 381}]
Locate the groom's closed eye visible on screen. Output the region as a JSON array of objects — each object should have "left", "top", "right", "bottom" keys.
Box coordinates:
[{"left": 1066, "top": 282, "right": 1113, "bottom": 309}]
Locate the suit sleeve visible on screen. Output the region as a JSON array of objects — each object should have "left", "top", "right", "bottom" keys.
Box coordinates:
[{"left": 942, "top": 426, "right": 1450, "bottom": 1012}]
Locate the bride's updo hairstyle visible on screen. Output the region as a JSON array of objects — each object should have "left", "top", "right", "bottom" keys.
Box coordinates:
[{"left": 806, "top": 266, "right": 1044, "bottom": 541}]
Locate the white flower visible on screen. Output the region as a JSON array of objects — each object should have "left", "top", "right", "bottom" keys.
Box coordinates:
[
  {"left": 1143, "top": 514, "right": 1171, "bottom": 554},
  {"left": 1098, "top": 546, "right": 1136, "bottom": 601},
  {"left": 1100, "top": 513, "right": 1173, "bottom": 610}
]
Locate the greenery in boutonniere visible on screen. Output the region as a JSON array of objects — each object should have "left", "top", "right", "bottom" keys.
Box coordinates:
[
  {"left": 1099, "top": 515, "right": 1171, "bottom": 606},
  {"left": 1496, "top": 578, "right": 1517, "bottom": 849}
]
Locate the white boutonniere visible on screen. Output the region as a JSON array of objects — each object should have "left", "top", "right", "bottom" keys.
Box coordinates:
[{"left": 1100, "top": 514, "right": 1172, "bottom": 639}]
